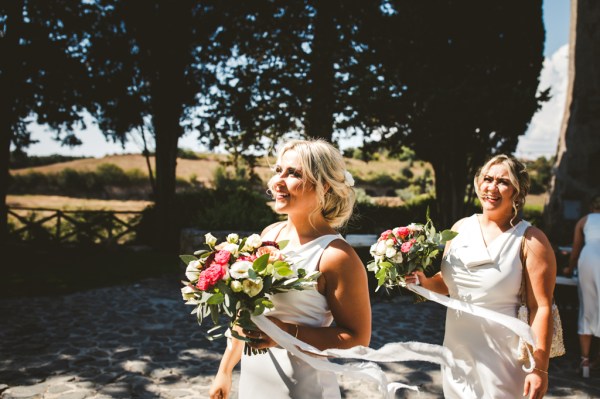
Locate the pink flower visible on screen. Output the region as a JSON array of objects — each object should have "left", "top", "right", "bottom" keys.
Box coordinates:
[
  {"left": 255, "top": 245, "right": 283, "bottom": 263},
  {"left": 395, "top": 227, "right": 410, "bottom": 239},
  {"left": 400, "top": 239, "right": 416, "bottom": 253},
  {"left": 196, "top": 264, "right": 227, "bottom": 290},
  {"left": 237, "top": 254, "right": 257, "bottom": 262},
  {"left": 213, "top": 250, "right": 231, "bottom": 266},
  {"left": 379, "top": 230, "right": 393, "bottom": 240}
]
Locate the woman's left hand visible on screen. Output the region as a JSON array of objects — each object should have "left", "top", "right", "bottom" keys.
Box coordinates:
[
  {"left": 523, "top": 369, "right": 548, "bottom": 399},
  {"left": 244, "top": 317, "right": 291, "bottom": 350}
]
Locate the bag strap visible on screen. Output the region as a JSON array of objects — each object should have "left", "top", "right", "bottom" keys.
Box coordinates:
[{"left": 519, "top": 227, "right": 531, "bottom": 306}]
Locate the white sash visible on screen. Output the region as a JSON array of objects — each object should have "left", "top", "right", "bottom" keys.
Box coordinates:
[
  {"left": 407, "top": 283, "right": 537, "bottom": 372},
  {"left": 251, "top": 314, "right": 463, "bottom": 398}
]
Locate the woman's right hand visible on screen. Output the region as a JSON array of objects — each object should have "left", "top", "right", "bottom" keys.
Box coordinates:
[
  {"left": 405, "top": 271, "right": 426, "bottom": 287},
  {"left": 209, "top": 371, "right": 232, "bottom": 399}
]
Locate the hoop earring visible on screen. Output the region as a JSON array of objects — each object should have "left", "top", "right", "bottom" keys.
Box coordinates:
[{"left": 266, "top": 189, "right": 274, "bottom": 198}]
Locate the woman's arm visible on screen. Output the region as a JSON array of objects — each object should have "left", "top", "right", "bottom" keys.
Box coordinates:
[
  {"left": 563, "top": 216, "right": 587, "bottom": 275},
  {"left": 405, "top": 218, "right": 466, "bottom": 295},
  {"left": 249, "top": 239, "right": 371, "bottom": 351},
  {"left": 522, "top": 226, "right": 557, "bottom": 398},
  {"left": 209, "top": 337, "right": 244, "bottom": 399}
]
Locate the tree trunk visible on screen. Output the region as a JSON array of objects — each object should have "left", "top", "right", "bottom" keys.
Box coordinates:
[
  {"left": 544, "top": 0, "right": 600, "bottom": 245},
  {"left": 0, "top": 0, "right": 22, "bottom": 244},
  {"left": 305, "top": 0, "right": 336, "bottom": 141},
  {"left": 429, "top": 154, "right": 471, "bottom": 230}
]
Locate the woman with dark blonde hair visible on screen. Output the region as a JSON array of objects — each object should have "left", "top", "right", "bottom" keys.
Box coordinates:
[
  {"left": 406, "top": 154, "right": 556, "bottom": 398},
  {"left": 209, "top": 139, "right": 371, "bottom": 399},
  {"left": 563, "top": 195, "right": 600, "bottom": 377}
]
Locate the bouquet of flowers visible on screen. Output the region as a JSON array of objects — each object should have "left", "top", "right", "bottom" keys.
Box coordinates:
[
  {"left": 181, "top": 232, "right": 319, "bottom": 355},
  {"left": 367, "top": 211, "right": 458, "bottom": 290}
]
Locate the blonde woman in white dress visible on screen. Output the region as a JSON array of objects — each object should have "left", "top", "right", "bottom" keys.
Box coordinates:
[
  {"left": 406, "top": 155, "right": 556, "bottom": 399},
  {"left": 563, "top": 195, "right": 600, "bottom": 377},
  {"left": 209, "top": 139, "right": 371, "bottom": 399}
]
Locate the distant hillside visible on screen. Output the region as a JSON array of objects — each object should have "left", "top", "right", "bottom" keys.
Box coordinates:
[{"left": 10, "top": 152, "right": 430, "bottom": 188}]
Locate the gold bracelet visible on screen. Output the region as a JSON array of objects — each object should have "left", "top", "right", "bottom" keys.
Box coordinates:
[
  {"left": 294, "top": 324, "right": 299, "bottom": 338},
  {"left": 533, "top": 367, "right": 548, "bottom": 374}
]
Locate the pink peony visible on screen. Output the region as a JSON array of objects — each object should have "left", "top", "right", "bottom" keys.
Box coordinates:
[
  {"left": 196, "top": 264, "right": 227, "bottom": 290},
  {"left": 400, "top": 238, "right": 416, "bottom": 253},
  {"left": 213, "top": 250, "right": 231, "bottom": 266},
  {"left": 396, "top": 227, "right": 410, "bottom": 239},
  {"left": 237, "top": 254, "right": 257, "bottom": 262},
  {"left": 255, "top": 245, "right": 283, "bottom": 263}
]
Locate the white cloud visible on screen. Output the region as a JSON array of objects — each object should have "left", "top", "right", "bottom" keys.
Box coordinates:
[{"left": 515, "top": 44, "right": 569, "bottom": 160}]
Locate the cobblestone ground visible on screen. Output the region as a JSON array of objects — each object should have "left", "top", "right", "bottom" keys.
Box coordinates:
[{"left": 1, "top": 277, "right": 599, "bottom": 399}]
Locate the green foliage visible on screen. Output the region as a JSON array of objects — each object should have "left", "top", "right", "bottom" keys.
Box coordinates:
[
  {"left": 178, "top": 148, "right": 200, "bottom": 160},
  {"left": 348, "top": 196, "right": 437, "bottom": 234},
  {"left": 8, "top": 164, "right": 173, "bottom": 199},
  {"left": 135, "top": 187, "right": 278, "bottom": 246},
  {"left": 10, "top": 152, "right": 89, "bottom": 170},
  {"left": 526, "top": 156, "right": 554, "bottom": 194}
]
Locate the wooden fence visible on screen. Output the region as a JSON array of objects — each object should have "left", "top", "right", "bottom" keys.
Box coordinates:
[{"left": 7, "top": 206, "right": 143, "bottom": 245}]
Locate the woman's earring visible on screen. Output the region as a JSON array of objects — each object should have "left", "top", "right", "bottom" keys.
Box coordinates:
[{"left": 266, "top": 189, "right": 274, "bottom": 198}]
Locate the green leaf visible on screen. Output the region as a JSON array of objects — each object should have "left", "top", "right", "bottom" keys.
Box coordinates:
[
  {"left": 207, "top": 292, "right": 224, "bottom": 305},
  {"left": 253, "top": 253, "right": 270, "bottom": 272},
  {"left": 209, "top": 304, "right": 220, "bottom": 324},
  {"left": 277, "top": 240, "right": 289, "bottom": 250},
  {"left": 180, "top": 255, "right": 198, "bottom": 265},
  {"left": 275, "top": 265, "right": 294, "bottom": 277},
  {"left": 441, "top": 230, "right": 459, "bottom": 242}
]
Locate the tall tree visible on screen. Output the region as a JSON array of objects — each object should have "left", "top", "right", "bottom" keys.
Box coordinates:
[
  {"left": 0, "top": 0, "right": 91, "bottom": 243},
  {"left": 544, "top": 0, "right": 600, "bottom": 244},
  {"left": 354, "top": 0, "right": 547, "bottom": 227},
  {"left": 83, "top": 0, "right": 221, "bottom": 252}
]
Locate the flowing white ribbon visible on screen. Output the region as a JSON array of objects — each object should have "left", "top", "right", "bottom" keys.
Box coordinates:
[
  {"left": 406, "top": 283, "right": 537, "bottom": 372},
  {"left": 251, "top": 314, "right": 465, "bottom": 398}
]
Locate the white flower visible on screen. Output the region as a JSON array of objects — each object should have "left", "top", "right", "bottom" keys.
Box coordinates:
[
  {"left": 242, "top": 278, "right": 263, "bottom": 297},
  {"left": 391, "top": 253, "right": 403, "bottom": 263},
  {"left": 230, "top": 280, "right": 243, "bottom": 292},
  {"left": 227, "top": 233, "right": 239, "bottom": 243},
  {"left": 205, "top": 233, "right": 217, "bottom": 246},
  {"left": 375, "top": 240, "right": 387, "bottom": 256},
  {"left": 407, "top": 223, "right": 423, "bottom": 233},
  {"left": 181, "top": 285, "right": 196, "bottom": 300},
  {"left": 385, "top": 247, "right": 397, "bottom": 258},
  {"left": 230, "top": 260, "right": 253, "bottom": 279},
  {"left": 344, "top": 170, "right": 355, "bottom": 187},
  {"left": 385, "top": 238, "right": 395, "bottom": 247},
  {"left": 245, "top": 234, "right": 262, "bottom": 250},
  {"left": 369, "top": 243, "right": 378, "bottom": 256},
  {"left": 216, "top": 242, "right": 239, "bottom": 256},
  {"left": 185, "top": 260, "right": 202, "bottom": 281}
]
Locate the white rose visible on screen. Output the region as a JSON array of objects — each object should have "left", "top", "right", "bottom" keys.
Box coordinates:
[
  {"left": 385, "top": 247, "right": 397, "bottom": 258},
  {"left": 375, "top": 240, "right": 387, "bottom": 256},
  {"left": 408, "top": 223, "right": 423, "bottom": 233},
  {"left": 245, "top": 234, "right": 262, "bottom": 249},
  {"left": 227, "top": 233, "right": 239, "bottom": 243},
  {"left": 369, "top": 243, "right": 378, "bottom": 256},
  {"left": 185, "top": 260, "right": 202, "bottom": 281},
  {"left": 242, "top": 278, "right": 263, "bottom": 297},
  {"left": 385, "top": 238, "right": 395, "bottom": 247},
  {"left": 216, "top": 242, "right": 239, "bottom": 256},
  {"left": 230, "top": 260, "right": 253, "bottom": 279},
  {"left": 230, "top": 280, "right": 243, "bottom": 292},
  {"left": 205, "top": 233, "right": 217, "bottom": 246}
]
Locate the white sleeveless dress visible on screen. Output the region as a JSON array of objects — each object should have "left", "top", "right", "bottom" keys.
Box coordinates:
[
  {"left": 238, "top": 226, "right": 343, "bottom": 399},
  {"left": 578, "top": 213, "right": 600, "bottom": 337},
  {"left": 440, "top": 214, "right": 529, "bottom": 399}
]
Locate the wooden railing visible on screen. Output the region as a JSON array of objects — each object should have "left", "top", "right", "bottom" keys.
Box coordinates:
[{"left": 7, "top": 206, "right": 143, "bottom": 245}]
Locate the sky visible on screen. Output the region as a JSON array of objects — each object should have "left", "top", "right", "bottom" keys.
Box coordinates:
[{"left": 24, "top": 0, "right": 571, "bottom": 160}]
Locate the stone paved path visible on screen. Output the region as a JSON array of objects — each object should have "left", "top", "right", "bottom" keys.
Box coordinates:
[{"left": 1, "top": 276, "right": 599, "bottom": 398}]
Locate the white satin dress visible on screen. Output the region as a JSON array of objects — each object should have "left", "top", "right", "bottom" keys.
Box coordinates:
[
  {"left": 578, "top": 213, "right": 600, "bottom": 337},
  {"left": 440, "top": 214, "right": 529, "bottom": 399},
  {"left": 238, "top": 225, "right": 343, "bottom": 399}
]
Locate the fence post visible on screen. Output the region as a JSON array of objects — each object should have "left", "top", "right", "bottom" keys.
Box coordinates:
[{"left": 56, "top": 210, "right": 62, "bottom": 241}]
